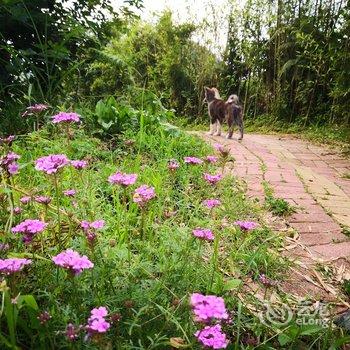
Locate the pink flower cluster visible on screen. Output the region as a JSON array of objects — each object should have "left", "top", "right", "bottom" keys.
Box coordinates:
[
  {"left": 133, "top": 185, "right": 156, "bottom": 206},
  {"left": 204, "top": 173, "right": 222, "bottom": 185},
  {"left": 214, "top": 143, "right": 225, "bottom": 152},
  {"left": 184, "top": 156, "right": 203, "bottom": 165},
  {"left": 52, "top": 249, "right": 94, "bottom": 275},
  {"left": 71, "top": 160, "right": 88, "bottom": 170},
  {"left": 195, "top": 324, "right": 228, "bottom": 349},
  {"left": 22, "top": 104, "right": 49, "bottom": 117},
  {"left": 234, "top": 221, "right": 258, "bottom": 231},
  {"left": 192, "top": 228, "right": 214, "bottom": 241},
  {"left": 108, "top": 172, "right": 137, "bottom": 186},
  {"left": 168, "top": 160, "right": 180, "bottom": 171},
  {"left": 0, "top": 151, "right": 20, "bottom": 175},
  {"left": 0, "top": 258, "right": 31, "bottom": 275},
  {"left": 35, "top": 154, "right": 69, "bottom": 174},
  {"left": 205, "top": 155, "right": 218, "bottom": 163},
  {"left": 52, "top": 112, "right": 80, "bottom": 124},
  {"left": 63, "top": 189, "right": 76, "bottom": 197},
  {"left": 20, "top": 196, "right": 31, "bottom": 204},
  {"left": 34, "top": 196, "right": 51, "bottom": 205},
  {"left": 202, "top": 199, "right": 221, "bottom": 209},
  {"left": 0, "top": 135, "right": 15, "bottom": 145},
  {"left": 190, "top": 293, "right": 229, "bottom": 323},
  {"left": 12, "top": 219, "right": 47, "bottom": 244},
  {"left": 86, "top": 307, "right": 110, "bottom": 334},
  {"left": 191, "top": 293, "right": 230, "bottom": 348},
  {"left": 81, "top": 220, "right": 105, "bottom": 244}
]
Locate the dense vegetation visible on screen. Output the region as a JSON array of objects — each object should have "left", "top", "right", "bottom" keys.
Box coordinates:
[
  {"left": 1, "top": 0, "right": 349, "bottom": 138},
  {"left": 1, "top": 1, "right": 350, "bottom": 348}
]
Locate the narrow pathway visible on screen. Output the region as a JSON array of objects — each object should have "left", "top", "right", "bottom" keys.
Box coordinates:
[{"left": 198, "top": 132, "right": 350, "bottom": 299}]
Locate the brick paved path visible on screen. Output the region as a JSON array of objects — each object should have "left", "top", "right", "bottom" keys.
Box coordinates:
[{"left": 199, "top": 132, "right": 350, "bottom": 264}]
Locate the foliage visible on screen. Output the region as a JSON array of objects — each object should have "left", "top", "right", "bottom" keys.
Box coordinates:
[
  {"left": 81, "top": 11, "right": 220, "bottom": 120},
  {"left": 222, "top": 0, "right": 350, "bottom": 128}
]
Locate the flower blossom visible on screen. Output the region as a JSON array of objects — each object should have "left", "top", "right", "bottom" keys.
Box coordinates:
[
  {"left": 133, "top": 185, "right": 156, "bottom": 206},
  {"left": 0, "top": 258, "right": 31, "bottom": 275},
  {"left": 190, "top": 293, "right": 229, "bottom": 323},
  {"left": 0, "top": 135, "right": 15, "bottom": 145},
  {"left": 14, "top": 207, "right": 22, "bottom": 215},
  {"left": 34, "top": 196, "right": 51, "bottom": 205},
  {"left": 192, "top": 228, "right": 214, "bottom": 241},
  {"left": 205, "top": 155, "right": 218, "bottom": 163},
  {"left": 234, "top": 221, "right": 258, "bottom": 231},
  {"left": 214, "top": 143, "right": 225, "bottom": 152},
  {"left": 63, "top": 189, "right": 76, "bottom": 197},
  {"left": 22, "top": 104, "right": 49, "bottom": 117},
  {"left": 168, "top": 160, "right": 180, "bottom": 171},
  {"left": 204, "top": 173, "right": 222, "bottom": 185},
  {"left": 195, "top": 324, "right": 229, "bottom": 349},
  {"left": 35, "top": 154, "right": 69, "bottom": 174},
  {"left": 20, "top": 196, "right": 31, "bottom": 204},
  {"left": 80, "top": 220, "right": 105, "bottom": 245},
  {"left": 86, "top": 306, "right": 110, "bottom": 334},
  {"left": 108, "top": 172, "right": 137, "bottom": 186},
  {"left": 71, "top": 160, "right": 88, "bottom": 170},
  {"left": 0, "top": 152, "right": 20, "bottom": 175},
  {"left": 12, "top": 219, "right": 47, "bottom": 244},
  {"left": 65, "top": 323, "right": 81, "bottom": 341},
  {"left": 184, "top": 157, "right": 203, "bottom": 165},
  {"left": 202, "top": 199, "right": 221, "bottom": 209},
  {"left": 52, "top": 112, "right": 80, "bottom": 124},
  {"left": 52, "top": 249, "right": 94, "bottom": 275},
  {"left": 37, "top": 311, "right": 51, "bottom": 325}
]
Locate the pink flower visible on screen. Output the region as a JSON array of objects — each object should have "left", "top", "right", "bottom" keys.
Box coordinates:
[
  {"left": 192, "top": 228, "right": 214, "bottom": 241},
  {"left": 63, "top": 189, "right": 76, "bottom": 197},
  {"left": 52, "top": 249, "right": 94, "bottom": 275},
  {"left": 195, "top": 324, "right": 229, "bottom": 349},
  {"left": 204, "top": 173, "right": 222, "bottom": 185},
  {"left": 81, "top": 220, "right": 105, "bottom": 230},
  {"left": 35, "top": 154, "right": 69, "bottom": 174},
  {"left": 168, "top": 160, "right": 180, "bottom": 171},
  {"left": 184, "top": 157, "right": 203, "bottom": 165},
  {"left": 71, "top": 160, "right": 88, "bottom": 170},
  {"left": 202, "top": 199, "right": 221, "bottom": 209},
  {"left": 22, "top": 104, "right": 49, "bottom": 117},
  {"left": 37, "top": 311, "right": 51, "bottom": 325},
  {"left": 190, "top": 293, "right": 229, "bottom": 323},
  {"left": 0, "top": 258, "right": 31, "bottom": 275},
  {"left": 87, "top": 306, "right": 111, "bottom": 334},
  {"left": 13, "top": 207, "right": 22, "bottom": 215},
  {"left": 133, "top": 185, "right": 156, "bottom": 206},
  {"left": 65, "top": 323, "right": 81, "bottom": 341},
  {"left": 214, "top": 143, "right": 225, "bottom": 152},
  {"left": 52, "top": 112, "right": 80, "bottom": 124},
  {"left": 20, "top": 196, "right": 31, "bottom": 204},
  {"left": 0, "top": 135, "right": 15, "bottom": 145},
  {"left": 34, "top": 196, "right": 51, "bottom": 205},
  {"left": 12, "top": 219, "right": 47, "bottom": 244},
  {"left": 108, "top": 172, "right": 137, "bottom": 186},
  {"left": 234, "top": 221, "right": 258, "bottom": 231},
  {"left": 205, "top": 155, "right": 218, "bottom": 163},
  {"left": 0, "top": 152, "right": 20, "bottom": 175},
  {"left": 259, "top": 274, "right": 278, "bottom": 287}
]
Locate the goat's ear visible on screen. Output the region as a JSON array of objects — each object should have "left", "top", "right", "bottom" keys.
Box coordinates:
[{"left": 204, "top": 86, "right": 209, "bottom": 91}]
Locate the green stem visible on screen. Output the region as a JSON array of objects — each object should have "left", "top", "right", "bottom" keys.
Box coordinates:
[
  {"left": 53, "top": 174, "right": 62, "bottom": 248},
  {"left": 209, "top": 231, "right": 220, "bottom": 292}
]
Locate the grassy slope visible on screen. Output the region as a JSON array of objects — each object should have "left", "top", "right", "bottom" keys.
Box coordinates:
[{"left": 0, "top": 124, "right": 346, "bottom": 348}]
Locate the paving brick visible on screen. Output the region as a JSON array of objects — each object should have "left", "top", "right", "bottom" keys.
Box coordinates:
[
  {"left": 290, "top": 221, "right": 341, "bottom": 233},
  {"left": 311, "top": 242, "right": 350, "bottom": 260}
]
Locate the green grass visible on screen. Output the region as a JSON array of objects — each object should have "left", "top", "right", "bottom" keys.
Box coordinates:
[{"left": 0, "top": 121, "right": 347, "bottom": 349}]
